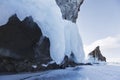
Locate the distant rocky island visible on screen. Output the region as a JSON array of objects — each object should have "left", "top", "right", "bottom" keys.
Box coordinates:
[{"left": 88, "top": 46, "right": 106, "bottom": 64}]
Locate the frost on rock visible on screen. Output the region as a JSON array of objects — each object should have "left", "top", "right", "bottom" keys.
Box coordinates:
[{"left": 0, "top": 0, "right": 85, "bottom": 64}]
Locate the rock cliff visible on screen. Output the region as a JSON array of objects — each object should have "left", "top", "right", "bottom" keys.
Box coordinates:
[
  {"left": 0, "top": 0, "right": 85, "bottom": 73},
  {"left": 55, "top": 0, "right": 84, "bottom": 23}
]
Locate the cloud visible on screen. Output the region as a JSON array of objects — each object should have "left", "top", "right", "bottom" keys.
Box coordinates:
[{"left": 84, "top": 35, "right": 120, "bottom": 59}]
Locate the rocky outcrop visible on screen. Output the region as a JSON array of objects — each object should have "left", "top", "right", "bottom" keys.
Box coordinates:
[
  {"left": 60, "top": 53, "right": 92, "bottom": 68},
  {"left": 55, "top": 0, "right": 84, "bottom": 23},
  {"left": 88, "top": 46, "right": 106, "bottom": 63},
  {"left": 34, "top": 36, "right": 52, "bottom": 64},
  {"left": 0, "top": 56, "right": 57, "bottom": 73},
  {"left": 0, "top": 14, "right": 88, "bottom": 74},
  {"left": 0, "top": 14, "right": 42, "bottom": 59},
  {"left": 0, "top": 14, "right": 53, "bottom": 73},
  {"left": 0, "top": 0, "right": 85, "bottom": 72},
  {"left": 0, "top": 0, "right": 85, "bottom": 74}
]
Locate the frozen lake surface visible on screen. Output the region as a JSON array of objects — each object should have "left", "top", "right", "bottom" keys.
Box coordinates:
[{"left": 0, "top": 64, "right": 120, "bottom": 80}]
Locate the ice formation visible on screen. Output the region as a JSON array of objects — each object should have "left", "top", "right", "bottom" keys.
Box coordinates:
[{"left": 0, "top": 0, "right": 84, "bottom": 64}]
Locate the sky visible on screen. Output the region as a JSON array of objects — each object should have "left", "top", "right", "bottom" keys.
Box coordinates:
[{"left": 77, "top": 0, "right": 120, "bottom": 62}]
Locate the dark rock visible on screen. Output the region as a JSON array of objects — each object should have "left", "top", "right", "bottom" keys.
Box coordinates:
[
  {"left": 34, "top": 36, "right": 52, "bottom": 64},
  {"left": 0, "top": 14, "right": 53, "bottom": 73},
  {"left": 46, "top": 63, "right": 60, "bottom": 70},
  {"left": 84, "top": 63, "right": 92, "bottom": 65},
  {"left": 0, "top": 14, "right": 42, "bottom": 59},
  {"left": 60, "top": 54, "right": 92, "bottom": 68},
  {"left": 0, "top": 56, "right": 32, "bottom": 73},
  {"left": 0, "top": 55, "right": 58, "bottom": 73},
  {"left": 88, "top": 46, "right": 106, "bottom": 62},
  {"left": 60, "top": 53, "right": 80, "bottom": 68},
  {"left": 0, "top": 14, "right": 58, "bottom": 74},
  {"left": 0, "top": 56, "right": 17, "bottom": 73}
]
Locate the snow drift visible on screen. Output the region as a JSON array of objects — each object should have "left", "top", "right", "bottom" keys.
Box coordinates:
[{"left": 0, "top": 0, "right": 84, "bottom": 64}]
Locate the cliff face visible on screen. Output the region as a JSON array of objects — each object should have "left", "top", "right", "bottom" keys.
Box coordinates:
[
  {"left": 0, "top": 14, "right": 50, "bottom": 61},
  {"left": 0, "top": 0, "right": 85, "bottom": 65},
  {"left": 0, "top": 14, "right": 82, "bottom": 73},
  {"left": 88, "top": 46, "right": 106, "bottom": 63},
  {"left": 0, "top": 14, "right": 52, "bottom": 73},
  {"left": 55, "top": 0, "right": 84, "bottom": 23},
  {"left": 0, "top": 0, "right": 85, "bottom": 73},
  {"left": 0, "top": 14, "right": 40, "bottom": 59}
]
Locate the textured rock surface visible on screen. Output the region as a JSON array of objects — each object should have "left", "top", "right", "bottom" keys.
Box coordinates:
[
  {"left": 0, "top": 56, "right": 56, "bottom": 73},
  {"left": 55, "top": 0, "right": 84, "bottom": 23},
  {"left": 34, "top": 36, "right": 52, "bottom": 63},
  {"left": 0, "top": 14, "right": 42, "bottom": 59},
  {"left": 88, "top": 46, "right": 106, "bottom": 63},
  {"left": 0, "top": 14, "right": 53, "bottom": 73}
]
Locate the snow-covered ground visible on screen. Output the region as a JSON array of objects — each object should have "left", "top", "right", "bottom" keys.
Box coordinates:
[{"left": 0, "top": 64, "right": 120, "bottom": 80}]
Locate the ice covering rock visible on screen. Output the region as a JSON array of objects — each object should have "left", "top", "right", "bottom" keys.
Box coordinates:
[
  {"left": 0, "top": 0, "right": 85, "bottom": 64},
  {"left": 55, "top": 0, "right": 84, "bottom": 23},
  {"left": 64, "top": 21, "right": 84, "bottom": 63},
  {"left": 88, "top": 46, "right": 106, "bottom": 64}
]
